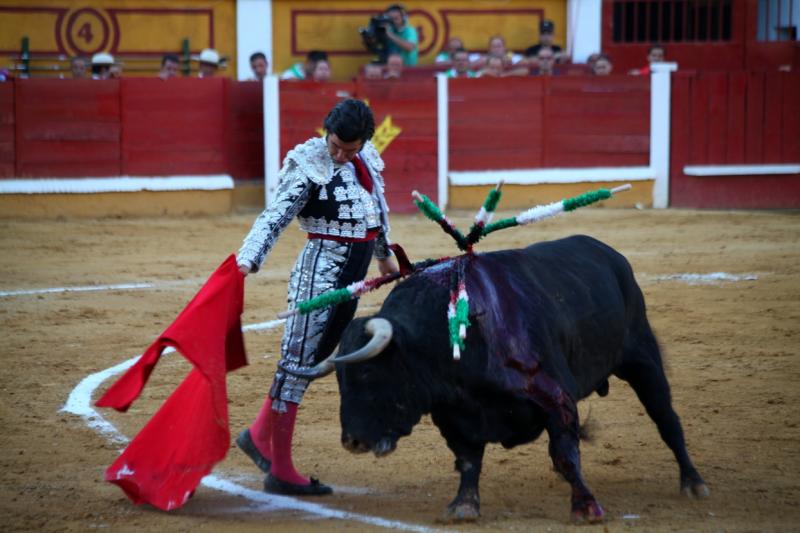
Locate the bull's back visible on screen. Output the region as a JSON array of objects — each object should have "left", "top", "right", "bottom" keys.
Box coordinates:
[{"left": 477, "top": 235, "right": 642, "bottom": 399}]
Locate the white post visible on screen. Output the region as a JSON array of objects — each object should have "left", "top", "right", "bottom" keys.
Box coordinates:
[
  {"left": 650, "top": 62, "right": 678, "bottom": 209},
  {"left": 567, "top": 0, "right": 602, "bottom": 63},
  {"left": 263, "top": 75, "right": 280, "bottom": 205},
  {"left": 236, "top": 0, "right": 273, "bottom": 80},
  {"left": 436, "top": 73, "right": 449, "bottom": 211}
]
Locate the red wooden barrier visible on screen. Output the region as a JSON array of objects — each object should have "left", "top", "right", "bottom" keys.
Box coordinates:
[
  {"left": 15, "top": 79, "right": 121, "bottom": 177},
  {"left": 449, "top": 77, "right": 545, "bottom": 171},
  {"left": 670, "top": 71, "right": 800, "bottom": 208},
  {"left": 544, "top": 76, "right": 649, "bottom": 167},
  {"left": 356, "top": 78, "right": 438, "bottom": 212},
  {"left": 449, "top": 75, "right": 650, "bottom": 171},
  {"left": 121, "top": 78, "right": 227, "bottom": 176},
  {"left": 278, "top": 81, "right": 353, "bottom": 160},
  {"left": 0, "top": 82, "right": 14, "bottom": 178},
  {"left": 226, "top": 81, "right": 264, "bottom": 180}
]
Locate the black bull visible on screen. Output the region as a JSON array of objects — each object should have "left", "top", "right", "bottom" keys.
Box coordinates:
[{"left": 314, "top": 235, "right": 709, "bottom": 522}]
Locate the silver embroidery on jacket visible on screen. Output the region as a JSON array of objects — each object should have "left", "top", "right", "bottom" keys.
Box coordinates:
[
  {"left": 270, "top": 239, "right": 350, "bottom": 410},
  {"left": 237, "top": 158, "right": 313, "bottom": 272}
]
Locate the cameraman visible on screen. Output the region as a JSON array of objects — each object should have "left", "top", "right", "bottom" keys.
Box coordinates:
[{"left": 382, "top": 4, "right": 418, "bottom": 66}]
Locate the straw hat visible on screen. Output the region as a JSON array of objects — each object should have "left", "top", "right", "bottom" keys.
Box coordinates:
[
  {"left": 91, "top": 52, "right": 115, "bottom": 66},
  {"left": 194, "top": 48, "right": 220, "bottom": 66}
]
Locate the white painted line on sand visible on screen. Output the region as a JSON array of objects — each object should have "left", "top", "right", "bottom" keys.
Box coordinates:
[
  {"left": 0, "top": 279, "right": 205, "bottom": 298},
  {"left": 648, "top": 272, "right": 759, "bottom": 284},
  {"left": 1, "top": 283, "right": 155, "bottom": 297},
  {"left": 61, "top": 320, "right": 444, "bottom": 532}
]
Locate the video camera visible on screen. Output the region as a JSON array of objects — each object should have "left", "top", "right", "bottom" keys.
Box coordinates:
[{"left": 359, "top": 14, "right": 393, "bottom": 63}]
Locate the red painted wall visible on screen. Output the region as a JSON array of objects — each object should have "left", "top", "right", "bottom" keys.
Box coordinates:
[
  {"left": 278, "top": 81, "right": 352, "bottom": 159},
  {"left": 227, "top": 81, "right": 265, "bottom": 180},
  {"left": 3, "top": 75, "right": 797, "bottom": 209},
  {"left": 276, "top": 79, "right": 438, "bottom": 213},
  {"left": 670, "top": 70, "right": 800, "bottom": 208},
  {"left": 449, "top": 76, "right": 650, "bottom": 171},
  {"left": 449, "top": 77, "right": 544, "bottom": 170},
  {"left": 0, "top": 83, "right": 14, "bottom": 178},
  {"left": 15, "top": 79, "right": 121, "bottom": 177},
  {"left": 357, "top": 78, "right": 438, "bottom": 211},
  {"left": 121, "top": 78, "right": 228, "bottom": 176},
  {"left": 6, "top": 78, "right": 264, "bottom": 181}
]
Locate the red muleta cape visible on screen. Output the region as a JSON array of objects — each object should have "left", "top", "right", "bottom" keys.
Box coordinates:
[{"left": 95, "top": 255, "right": 247, "bottom": 510}]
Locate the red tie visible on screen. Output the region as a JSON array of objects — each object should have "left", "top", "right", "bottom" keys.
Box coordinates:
[{"left": 352, "top": 155, "right": 373, "bottom": 193}]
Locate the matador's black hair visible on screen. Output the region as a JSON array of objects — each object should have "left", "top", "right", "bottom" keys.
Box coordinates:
[{"left": 324, "top": 99, "right": 375, "bottom": 144}]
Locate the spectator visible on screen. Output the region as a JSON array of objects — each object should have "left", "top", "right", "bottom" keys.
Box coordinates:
[
  {"left": 363, "top": 62, "right": 384, "bottom": 80},
  {"left": 159, "top": 54, "right": 180, "bottom": 80},
  {"left": 383, "top": 4, "right": 418, "bottom": 66},
  {"left": 592, "top": 54, "right": 613, "bottom": 76},
  {"left": 531, "top": 47, "right": 557, "bottom": 76},
  {"left": 629, "top": 44, "right": 665, "bottom": 75},
  {"left": 444, "top": 48, "right": 478, "bottom": 78},
  {"left": 435, "top": 37, "right": 464, "bottom": 64},
  {"left": 525, "top": 19, "right": 564, "bottom": 61},
  {"left": 249, "top": 52, "right": 269, "bottom": 81},
  {"left": 479, "top": 55, "right": 505, "bottom": 77},
  {"left": 384, "top": 53, "right": 404, "bottom": 79},
  {"left": 473, "top": 35, "right": 523, "bottom": 69},
  {"left": 70, "top": 56, "right": 88, "bottom": 79},
  {"left": 90, "top": 52, "right": 114, "bottom": 80},
  {"left": 310, "top": 59, "right": 331, "bottom": 82},
  {"left": 109, "top": 63, "right": 123, "bottom": 79},
  {"left": 196, "top": 48, "right": 220, "bottom": 78},
  {"left": 281, "top": 50, "right": 328, "bottom": 81}
]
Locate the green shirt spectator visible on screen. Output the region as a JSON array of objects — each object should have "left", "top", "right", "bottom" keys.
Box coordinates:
[{"left": 384, "top": 4, "right": 418, "bottom": 66}]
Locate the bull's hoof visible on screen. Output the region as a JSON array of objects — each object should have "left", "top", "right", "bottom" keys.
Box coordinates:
[
  {"left": 571, "top": 500, "right": 605, "bottom": 524},
  {"left": 682, "top": 481, "right": 710, "bottom": 499},
  {"left": 441, "top": 500, "right": 480, "bottom": 523}
]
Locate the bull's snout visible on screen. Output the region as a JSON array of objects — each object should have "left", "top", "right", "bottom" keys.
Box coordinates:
[
  {"left": 341, "top": 433, "right": 371, "bottom": 454},
  {"left": 341, "top": 433, "right": 397, "bottom": 457}
]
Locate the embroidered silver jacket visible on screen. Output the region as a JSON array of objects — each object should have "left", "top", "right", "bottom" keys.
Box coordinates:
[{"left": 238, "top": 137, "right": 392, "bottom": 272}]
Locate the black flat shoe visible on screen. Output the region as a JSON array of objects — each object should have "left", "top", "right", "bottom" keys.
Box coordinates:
[
  {"left": 264, "top": 474, "right": 333, "bottom": 496},
  {"left": 236, "top": 429, "right": 271, "bottom": 474}
]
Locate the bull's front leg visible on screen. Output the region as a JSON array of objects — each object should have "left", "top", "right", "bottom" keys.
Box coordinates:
[
  {"left": 444, "top": 443, "right": 485, "bottom": 522},
  {"left": 546, "top": 416, "right": 605, "bottom": 523}
]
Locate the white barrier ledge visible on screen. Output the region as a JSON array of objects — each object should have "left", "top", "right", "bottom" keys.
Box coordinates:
[
  {"left": 449, "top": 166, "right": 653, "bottom": 186},
  {"left": 0, "top": 176, "right": 235, "bottom": 194},
  {"left": 683, "top": 164, "right": 800, "bottom": 176}
]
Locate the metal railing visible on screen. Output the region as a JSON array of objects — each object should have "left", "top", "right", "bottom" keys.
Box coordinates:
[
  {"left": 5, "top": 37, "right": 228, "bottom": 78},
  {"left": 611, "top": 0, "right": 733, "bottom": 43}
]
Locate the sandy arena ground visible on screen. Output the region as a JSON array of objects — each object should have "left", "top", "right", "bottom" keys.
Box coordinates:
[{"left": 1, "top": 206, "right": 799, "bottom": 532}]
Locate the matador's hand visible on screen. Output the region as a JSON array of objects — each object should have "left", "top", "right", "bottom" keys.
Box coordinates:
[{"left": 377, "top": 256, "right": 399, "bottom": 276}]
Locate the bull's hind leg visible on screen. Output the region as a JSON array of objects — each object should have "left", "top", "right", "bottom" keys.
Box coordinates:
[
  {"left": 546, "top": 414, "right": 605, "bottom": 523},
  {"left": 618, "top": 329, "right": 710, "bottom": 498}
]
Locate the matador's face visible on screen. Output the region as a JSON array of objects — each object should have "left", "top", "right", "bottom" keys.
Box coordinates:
[{"left": 327, "top": 133, "right": 364, "bottom": 165}]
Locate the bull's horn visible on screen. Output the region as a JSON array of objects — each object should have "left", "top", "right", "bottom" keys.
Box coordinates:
[{"left": 280, "top": 318, "right": 393, "bottom": 380}]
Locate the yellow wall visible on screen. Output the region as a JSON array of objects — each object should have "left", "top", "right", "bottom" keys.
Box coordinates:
[
  {"left": 0, "top": 0, "right": 236, "bottom": 78},
  {"left": 1, "top": 1, "right": 566, "bottom": 80},
  {"left": 449, "top": 182, "right": 654, "bottom": 210},
  {"left": 272, "top": 0, "right": 567, "bottom": 80}
]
